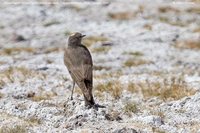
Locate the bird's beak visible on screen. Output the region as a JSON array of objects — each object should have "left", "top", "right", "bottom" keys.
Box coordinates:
[{"left": 81, "top": 35, "right": 86, "bottom": 38}]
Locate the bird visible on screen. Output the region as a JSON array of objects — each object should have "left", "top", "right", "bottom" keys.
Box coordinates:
[{"left": 64, "top": 32, "right": 95, "bottom": 108}]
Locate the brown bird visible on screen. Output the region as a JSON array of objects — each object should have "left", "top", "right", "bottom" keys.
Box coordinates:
[{"left": 64, "top": 32, "right": 95, "bottom": 108}]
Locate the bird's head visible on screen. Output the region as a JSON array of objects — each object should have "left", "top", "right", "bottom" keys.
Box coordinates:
[{"left": 68, "top": 32, "right": 86, "bottom": 46}]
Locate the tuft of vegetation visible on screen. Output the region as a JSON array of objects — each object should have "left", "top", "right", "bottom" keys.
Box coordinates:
[
  {"left": 0, "top": 92, "right": 4, "bottom": 99},
  {"left": 159, "top": 16, "right": 187, "bottom": 27},
  {"left": 0, "top": 47, "right": 36, "bottom": 55},
  {"left": 127, "top": 77, "right": 196, "bottom": 101},
  {"left": 158, "top": 6, "right": 180, "bottom": 13},
  {"left": 0, "top": 125, "right": 27, "bottom": 133},
  {"left": 30, "top": 89, "right": 57, "bottom": 102},
  {"left": 193, "top": 27, "right": 200, "bottom": 33},
  {"left": 108, "top": 12, "right": 136, "bottom": 20},
  {"left": 127, "top": 82, "right": 139, "bottom": 93},
  {"left": 0, "top": 61, "right": 6, "bottom": 65},
  {"left": 174, "top": 40, "right": 200, "bottom": 50},
  {"left": 0, "top": 79, "right": 5, "bottom": 88},
  {"left": 152, "top": 127, "right": 166, "bottom": 133},
  {"left": 123, "top": 51, "right": 144, "bottom": 56},
  {"left": 44, "top": 47, "right": 60, "bottom": 54},
  {"left": 108, "top": 5, "right": 144, "bottom": 20},
  {"left": 94, "top": 70, "right": 123, "bottom": 80},
  {"left": 94, "top": 91, "right": 105, "bottom": 100},
  {"left": 25, "top": 117, "right": 42, "bottom": 125},
  {"left": 186, "top": 7, "right": 200, "bottom": 14},
  {"left": 93, "top": 65, "right": 111, "bottom": 71},
  {"left": 123, "top": 58, "right": 151, "bottom": 67},
  {"left": 92, "top": 46, "right": 111, "bottom": 53},
  {"left": 95, "top": 80, "right": 122, "bottom": 100},
  {"left": 124, "top": 102, "right": 138, "bottom": 115},
  {"left": 83, "top": 36, "right": 109, "bottom": 47},
  {"left": 68, "top": 5, "right": 84, "bottom": 12},
  {"left": 0, "top": 67, "right": 33, "bottom": 84},
  {"left": 43, "top": 20, "right": 60, "bottom": 27},
  {"left": 143, "top": 24, "right": 152, "bottom": 30},
  {"left": 0, "top": 67, "right": 46, "bottom": 86},
  {"left": 0, "top": 46, "right": 62, "bottom": 55}
]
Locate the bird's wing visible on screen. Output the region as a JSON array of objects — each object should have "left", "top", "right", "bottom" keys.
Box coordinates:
[{"left": 64, "top": 46, "right": 93, "bottom": 83}]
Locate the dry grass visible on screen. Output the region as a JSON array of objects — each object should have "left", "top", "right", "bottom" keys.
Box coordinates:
[
  {"left": 44, "top": 47, "right": 61, "bottom": 54},
  {"left": 0, "top": 67, "right": 32, "bottom": 84},
  {"left": 74, "top": 86, "right": 82, "bottom": 95},
  {"left": 83, "top": 36, "right": 109, "bottom": 47},
  {"left": 0, "top": 67, "right": 35, "bottom": 84},
  {"left": 186, "top": 7, "right": 200, "bottom": 14},
  {"left": 127, "top": 82, "right": 139, "bottom": 93},
  {"left": 108, "top": 5, "right": 144, "bottom": 20},
  {"left": 0, "top": 113, "right": 42, "bottom": 133},
  {"left": 124, "top": 102, "right": 138, "bottom": 115},
  {"left": 193, "top": 27, "right": 200, "bottom": 33},
  {"left": 123, "top": 58, "right": 151, "bottom": 67},
  {"left": 0, "top": 67, "right": 46, "bottom": 86},
  {"left": 94, "top": 91, "right": 105, "bottom": 100},
  {"left": 128, "top": 77, "right": 196, "bottom": 101},
  {"left": 108, "top": 12, "right": 137, "bottom": 20},
  {"left": 0, "top": 61, "right": 6, "bottom": 65},
  {"left": 0, "top": 80, "right": 5, "bottom": 88},
  {"left": 0, "top": 47, "right": 36, "bottom": 55},
  {"left": 150, "top": 110, "right": 165, "bottom": 120},
  {"left": 29, "top": 88, "right": 57, "bottom": 102},
  {"left": 67, "top": 5, "right": 84, "bottom": 12},
  {"left": 95, "top": 80, "right": 123, "bottom": 100},
  {"left": 26, "top": 117, "right": 42, "bottom": 125},
  {"left": 43, "top": 20, "right": 60, "bottom": 27},
  {"left": 159, "top": 16, "right": 187, "bottom": 27},
  {"left": 190, "top": 0, "right": 200, "bottom": 2},
  {"left": 93, "top": 65, "right": 111, "bottom": 71},
  {"left": 0, "top": 125, "right": 27, "bottom": 133},
  {"left": 46, "top": 59, "right": 53, "bottom": 64},
  {"left": 94, "top": 70, "right": 123, "bottom": 79},
  {"left": 152, "top": 127, "right": 166, "bottom": 133},
  {"left": 95, "top": 73, "right": 195, "bottom": 101},
  {"left": 143, "top": 24, "right": 152, "bottom": 30},
  {"left": 0, "top": 92, "right": 4, "bottom": 99},
  {"left": 92, "top": 46, "right": 111, "bottom": 53},
  {"left": 0, "top": 46, "right": 61, "bottom": 55},
  {"left": 158, "top": 6, "right": 180, "bottom": 13},
  {"left": 174, "top": 40, "right": 200, "bottom": 50},
  {"left": 123, "top": 51, "right": 144, "bottom": 56}
]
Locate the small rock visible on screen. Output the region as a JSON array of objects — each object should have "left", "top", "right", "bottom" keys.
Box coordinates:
[
  {"left": 27, "top": 91, "right": 35, "bottom": 98},
  {"left": 36, "top": 67, "right": 49, "bottom": 71},
  {"left": 12, "top": 34, "right": 26, "bottom": 42},
  {"left": 102, "top": 42, "right": 113, "bottom": 46},
  {"left": 105, "top": 113, "right": 122, "bottom": 121},
  {"left": 113, "top": 127, "right": 138, "bottom": 133}
]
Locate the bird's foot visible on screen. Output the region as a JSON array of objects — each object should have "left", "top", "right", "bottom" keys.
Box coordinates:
[
  {"left": 94, "top": 104, "right": 106, "bottom": 108},
  {"left": 85, "top": 103, "right": 106, "bottom": 110}
]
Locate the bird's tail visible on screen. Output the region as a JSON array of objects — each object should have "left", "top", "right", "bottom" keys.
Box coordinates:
[{"left": 77, "top": 80, "right": 95, "bottom": 106}]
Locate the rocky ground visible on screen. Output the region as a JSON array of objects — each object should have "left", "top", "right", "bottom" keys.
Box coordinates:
[{"left": 0, "top": 0, "right": 200, "bottom": 133}]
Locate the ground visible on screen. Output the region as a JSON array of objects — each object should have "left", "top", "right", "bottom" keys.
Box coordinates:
[{"left": 0, "top": 0, "right": 200, "bottom": 133}]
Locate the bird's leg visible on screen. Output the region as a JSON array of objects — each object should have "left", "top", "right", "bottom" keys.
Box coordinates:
[{"left": 70, "top": 80, "right": 75, "bottom": 100}]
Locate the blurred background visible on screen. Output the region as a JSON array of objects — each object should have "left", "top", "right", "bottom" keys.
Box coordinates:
[{"left": 0, "top": 0, "right": 200, "bottom": 132}]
